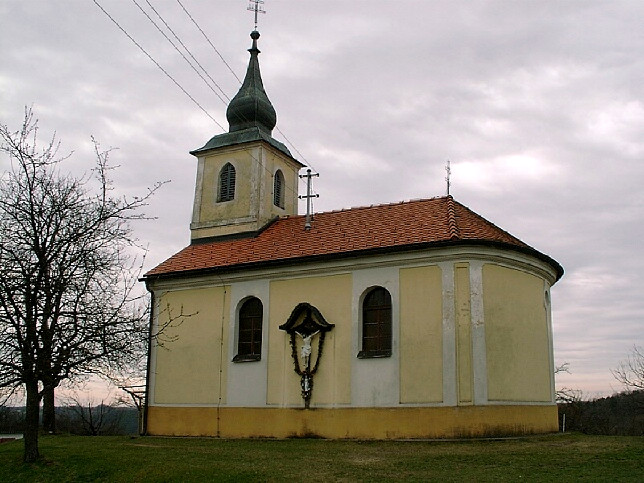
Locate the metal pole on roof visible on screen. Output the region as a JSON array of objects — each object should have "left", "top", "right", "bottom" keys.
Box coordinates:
[{"left": 299, "top": 169, "right": 319, "bottom": 231}]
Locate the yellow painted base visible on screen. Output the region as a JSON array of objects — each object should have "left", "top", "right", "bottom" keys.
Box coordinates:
[{"left": 146, "top": 405, "right": 558, "bottom": 439}]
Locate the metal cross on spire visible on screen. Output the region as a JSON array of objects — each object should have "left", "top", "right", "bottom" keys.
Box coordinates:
[{"left": 247, "top": 0, "right": 266, "bottom": 30}]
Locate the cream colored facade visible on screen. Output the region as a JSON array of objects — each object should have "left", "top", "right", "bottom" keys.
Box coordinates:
[{"left": 146, "top": 246, "right": 560, "bottom": 438}]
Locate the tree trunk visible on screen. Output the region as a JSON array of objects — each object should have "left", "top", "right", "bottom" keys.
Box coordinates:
[
  {"left": 23, "top": 379, "right": 41, "bottom": 463},
  {"left": 42, "top": 386, "right": 56, "bottom": 433}
]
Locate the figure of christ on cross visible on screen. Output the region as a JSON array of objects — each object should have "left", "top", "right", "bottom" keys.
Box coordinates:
[{"left": 298, "top": 330, "right": 320, "bottom": 369}]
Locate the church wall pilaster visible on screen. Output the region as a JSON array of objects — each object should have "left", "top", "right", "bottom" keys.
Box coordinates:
[
  {"left": 146, "top": 289, "right": 164, "bottom": 406},
  {"left": 439, "top": 262, "right": 458, "bottom": 407},
  {"left": 191, "top": 157, "right": 205, "bottom": 227},
  {"left": 544, "top": 282, "right": 556, "bottom": 403},
  {"left": 469, "top": 261, "right": 488, "bottom": 405},
  {"left": 455, "top": 263, "right": 473, "bottom": 404}
]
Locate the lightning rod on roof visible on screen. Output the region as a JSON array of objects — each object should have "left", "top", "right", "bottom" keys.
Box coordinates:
[
  {"left": 445, "top": 159, "right": 451, "bottom": 196},
  {"left": 299, "top": 169, "right": 320, "bottom": 231},
  {"left": 247, "top": 0, "right": 266, "bottom": 30}
]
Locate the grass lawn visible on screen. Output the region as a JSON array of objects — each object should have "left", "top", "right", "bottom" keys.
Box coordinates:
[{"left": 0, "top": 433, "right": 642, "bottom": 482}]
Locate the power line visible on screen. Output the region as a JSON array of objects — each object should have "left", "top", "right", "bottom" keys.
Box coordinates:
[
  {"left": 140, "top": 0, "right": 230, "bottom": 103},
  {"left": 168, "top": 1, "right": 314, "bottom": 193},
  {"left": 92, "top": 0, "right": 226, "bottom": 132},
  {"left": 93, "top": 0, "right": 307, "bottom": 200},
  {"left": 275, "top": 127, "right": 318, "bottom": 175},
  {"left": 175, "top": 0, "right": 319, "bottom": 176},
  {"left": 176, "top": 0, "right": 242, "bottom": 84},
  {"left": 130, "top": 0, "right": 228, "bottom": 105}
]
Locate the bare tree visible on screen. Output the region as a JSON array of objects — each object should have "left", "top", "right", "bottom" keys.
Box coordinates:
[
  {"left": 0, "top": 108, "right": 163, "bottom": 462},
  {"left": 118, "top": 384, "right": 146, "bottom": 434},
  {"left": 556, "top": 387, "right": 585, "bottom": 405},
  {"left": 612, "top": 345, "right": 644, "bottom": 391},
  {"left": 60, "top": 391, "right": 125, "bottom": 436},
  {"left": 554, "top": 361, "right": 575, "bottom": 404}
]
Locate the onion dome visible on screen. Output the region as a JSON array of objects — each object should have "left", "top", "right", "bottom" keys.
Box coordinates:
[{"left": 226, "top": 31, "right": 277, "bottom": 135}]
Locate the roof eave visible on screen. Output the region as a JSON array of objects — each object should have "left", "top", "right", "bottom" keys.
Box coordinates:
[
  {"left": 141, "top": 239, "right": 563, "bottom": 285},
  {"left": 189, "top": 128, "right": 305, "bottom": 168}
]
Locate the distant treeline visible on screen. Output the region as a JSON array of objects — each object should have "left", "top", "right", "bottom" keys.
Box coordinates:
[
  {"left": 0, "top": 406, "right": 139, "bottom": 435},
  {"left": 558, "top": 390, "right": 643, "bottom": 436}
]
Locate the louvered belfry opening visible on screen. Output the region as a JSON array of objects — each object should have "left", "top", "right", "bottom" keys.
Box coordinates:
[
  {"left": 218, "top": 163, "right": 236, "bottom": 202},
  {"left": 273, "top": 169, "right": 284, "bottom": 208}
]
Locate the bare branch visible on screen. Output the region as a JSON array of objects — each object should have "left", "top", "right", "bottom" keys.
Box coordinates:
[
  {"left": 554, "top": 362, "right": 571, "bottom": 375},
  {"left": 612, "top": 345, "right": 644, "bottom": 391},
  {"left": 556, "top": 387, "right": 584, "bottom": 404}
]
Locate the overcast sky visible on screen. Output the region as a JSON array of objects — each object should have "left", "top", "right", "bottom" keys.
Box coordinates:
[{"left": 1, "top": 0, "right": 643, "bottom": 398}]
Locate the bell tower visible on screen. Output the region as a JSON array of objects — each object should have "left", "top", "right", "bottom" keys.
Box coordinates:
[{"left": 189, "top": 30, "right": 304, "bottom": 241}]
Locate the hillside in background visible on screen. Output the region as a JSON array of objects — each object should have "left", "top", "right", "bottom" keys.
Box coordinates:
[
  {"left": 0, "top": 406, "right": 139, "bottom": 435},
  {"left": 558, "top": 390, "right": 643, "bottom": 436}
]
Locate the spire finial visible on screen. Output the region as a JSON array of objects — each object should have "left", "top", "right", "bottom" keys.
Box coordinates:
[
  {"left": 445, "top": 159, "right": 452, "bottom": 196},
  {"left": 250, "top": 29, "right": 260, "bottom": 52},
  {"left": 225, "top": 9, "right": 277, "bottom": 135},
  {"left": 247, "top": 0, "right": 266, "bottom": 31}
]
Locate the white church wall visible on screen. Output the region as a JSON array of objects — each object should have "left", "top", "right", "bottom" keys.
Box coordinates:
[
  {"left": 226, "top": 279, "right": 270, "bottom": 407},
  {"left": 351, "top": 266, "right": 400, "bottom": 407}
]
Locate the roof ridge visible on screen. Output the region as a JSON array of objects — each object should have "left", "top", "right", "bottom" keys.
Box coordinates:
[
  {"left": 446, "top": 195, "right": 460, "bottom": 240},
  {"left": 311, "top": 196, "right": 449, "bottom": 216}
]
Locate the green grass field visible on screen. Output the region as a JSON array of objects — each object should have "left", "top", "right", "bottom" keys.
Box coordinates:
[{"left": 1, "top": 433, "right": 642, "bottom": 482}]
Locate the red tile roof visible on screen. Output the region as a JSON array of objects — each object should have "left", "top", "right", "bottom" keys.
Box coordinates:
[{"left": 144, "top": 196, "right": 562, "bottom": 279}]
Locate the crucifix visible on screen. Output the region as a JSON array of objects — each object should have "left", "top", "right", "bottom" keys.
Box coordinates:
[
  {"left": 279, "top": 304, "right": 334, "bottom": 409},
  {"left": 247, "top": 0, "right": 266, "bottom": 30}
]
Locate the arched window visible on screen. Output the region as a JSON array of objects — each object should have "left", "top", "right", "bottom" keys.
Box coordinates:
[
  {"left": 218, "top": 163, "right": 236, "bottom": 202},
  {"left": 233, "top": 297, "right": 263, "bottom": 362},
  {"left": 358, "top": 287, "right": 392, "bottom": 358},
  {"left": 273, "top": 169, "right": 285, "bottom": 208}
]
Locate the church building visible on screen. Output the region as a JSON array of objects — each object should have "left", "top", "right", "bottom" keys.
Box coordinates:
[{"left": 142, "top": 30, "right": 563, "bottom": 439}]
